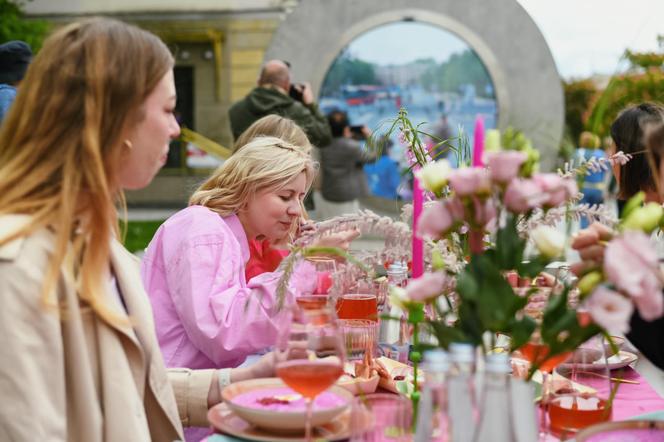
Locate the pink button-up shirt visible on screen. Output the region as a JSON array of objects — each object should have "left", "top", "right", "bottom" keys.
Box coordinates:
[{"left": 141, "top": 205, "right": 313, "bottom": 370}]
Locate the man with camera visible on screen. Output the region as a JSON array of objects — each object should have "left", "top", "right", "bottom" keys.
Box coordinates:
[
  {"left": 228, "top": 59, "right": 331, "bottom": 149},
  {"left": 316, "top": 110, "right": 377, "bottom": 219}
]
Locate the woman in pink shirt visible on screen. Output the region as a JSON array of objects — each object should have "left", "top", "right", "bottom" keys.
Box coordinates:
[{"left": 141, "top": 136, "right": 318, "bottom": 372}]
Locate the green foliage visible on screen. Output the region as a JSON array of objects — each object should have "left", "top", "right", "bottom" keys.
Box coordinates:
[
  {"left": 120, "top": 220, "right": 164, "bottom": 253},
  {"left": 320, "top": 50, "right": 380, "bottom": 96},
  {"left": 0, "top": 1, "right": 49, "bottom": 52},
  {"left": 563, "top": 79, "right": 598, "bottom": 144},
  {"left": 420, "top": 49, "right": 494, "bottom": 98},
  {"left": 587, "top": 39, "right": 664, "bottom": 137}
]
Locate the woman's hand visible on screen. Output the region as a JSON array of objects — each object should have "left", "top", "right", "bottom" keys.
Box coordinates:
[{"left": 570, "top": 222, "right": 614, "bottom": 276}]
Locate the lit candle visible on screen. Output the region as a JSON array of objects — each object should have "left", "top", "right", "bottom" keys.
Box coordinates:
[
  {"left": 472, "top": 115, "right": 485, "bottom": 167},
  {"left": 412, "top": 173, "right": 424, "bottom": 278}
]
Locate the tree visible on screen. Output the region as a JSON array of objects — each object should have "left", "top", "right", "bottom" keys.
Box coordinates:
[
  {"left": 563, "top": 79, "right": 598, "bottom": 145},
  {"left": 320, "top": 51, "right": 380, "bottom": 97},
  {"left": 0, "top": 0, "right": 49, "bottom": 52},
  {"left": 587, "top": 37, "right": 664, "bottom": 137}
]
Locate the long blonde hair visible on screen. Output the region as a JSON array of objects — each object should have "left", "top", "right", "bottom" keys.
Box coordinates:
[
  {"left": 0, "top": 18, "right": 173, "bottom": 325},
  {"left": 233, "top": 115, "right": 312, "bottom": 154},
  {"left": 190, "top": 136, "right": 316, "bottom": 216}
]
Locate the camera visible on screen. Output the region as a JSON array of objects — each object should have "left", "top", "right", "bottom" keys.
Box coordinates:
[
  {"left": 349, "top": 125, "right": 367, "bottom": 140},
  {"left": 289, "top": 83, "right": 305, "bottom": 102}
]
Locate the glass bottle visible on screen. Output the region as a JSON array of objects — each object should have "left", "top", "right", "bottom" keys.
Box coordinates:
[
  {"left": 380, "top": 262, "right": 408, "bottom": 346},
  {"left": 415, "top": 350, "right": 450, "bottom": 442},
  {"left": 473, "top": 353, "right": 516, "bottom": 442},
  {"left": 448, "top": 343, "right": 477, "bottom": 442}
]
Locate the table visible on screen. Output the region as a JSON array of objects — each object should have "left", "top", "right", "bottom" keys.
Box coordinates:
[{"left": 203, "top": 363, "right": 664, "bottom": 442}]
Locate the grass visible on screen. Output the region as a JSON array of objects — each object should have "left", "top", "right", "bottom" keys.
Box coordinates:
[{"left": 120, "top": 220, "right": 165, "bottom": 253}]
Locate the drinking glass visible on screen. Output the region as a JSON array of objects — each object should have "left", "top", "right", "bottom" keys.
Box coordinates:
[
  {"left": 548, "top": 336, "right": 612, "bottom": 438},
  {"left": 350, "top": 393, "right": 413, "bottom": 441},
  {"left": 340, "top": 319, "right": 378, "bottom": 361},
  {"left": 274, "top": 306, "right": 346, "bottom": 442},
  {"left": 336, "top": 292, "right": 378, "bottom": 322},
  {"left": 306, "top": 257, "right": 337, "bottom": 295}
]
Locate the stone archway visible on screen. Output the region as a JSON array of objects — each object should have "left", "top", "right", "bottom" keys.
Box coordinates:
[{"left": 265, "top": 0, "right": 563, "bottom": 169}]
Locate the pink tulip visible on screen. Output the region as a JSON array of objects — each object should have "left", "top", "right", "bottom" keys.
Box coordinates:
[
  {"left": 406, "top": 272, "right": 455, "bottom": 303},
  {"left": 634, "top": 289, "right": 664, "bottom": 321},
  {"left": 448, "top": 168, "right": 491, "bottom": 197},
  {"left": 487, "top": 151, "right": 527, "bottom": 184},
  {"left": 471, "top": 196, "right": 496, "bottom": 228},
  {"left": 504, "top": 178, "right": 547, "bottom": 213},
  {"left": 416, "top": 201, "right": 454, "bottom": 239},
  {"left": 587, "top": 286, "right": 634, "bottom": 333},
  {"left": 533, "top": 173, "right": 578, "bottom": 207}
]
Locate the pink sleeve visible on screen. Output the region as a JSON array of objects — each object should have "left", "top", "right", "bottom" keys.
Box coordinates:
[{"left": 164, "top": 231, "right": 314, "bottom": 367}]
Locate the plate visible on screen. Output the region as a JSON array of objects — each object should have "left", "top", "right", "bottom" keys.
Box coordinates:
[
  {"left": 208, "top": 402, "right": 357, "bottom": 442},
  {"left": 559, "top": 350, "right": 638, "bottom": 371},
  {"left": 220, "top": 378, "right": 352, "bottom": 432},
  {"left": 576, "top": 419, "right": 664, "bottom": 441}
]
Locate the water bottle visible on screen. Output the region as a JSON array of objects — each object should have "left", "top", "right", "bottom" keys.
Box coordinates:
[
  {"left": 414, "top": 350, "right": 450, "bottom": 442},
  {"left": 448, "top": 343, "right": 477, "bottom": 442},
  {"left": 380, "top": 262, "right": 408, "bottom": 345},
  {"left": 473, "top": 353, "right": 516, "bottom": 442}
]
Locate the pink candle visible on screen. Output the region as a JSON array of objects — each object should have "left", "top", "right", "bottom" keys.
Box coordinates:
[
  {"left": 472, "top": 115, "right": 485, "bottom": 167},
  {"left": 412, "top": 174, "right": 424, "bottom": 278}
]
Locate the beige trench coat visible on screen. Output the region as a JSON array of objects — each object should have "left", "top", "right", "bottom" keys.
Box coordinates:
[{"left": 0, "top": 215, "right": 214, "bottom": 441}]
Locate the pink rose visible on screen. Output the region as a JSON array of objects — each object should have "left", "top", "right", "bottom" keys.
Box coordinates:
[
  {"left": 604, "top": 231, "right": 663, "bottom": 320},
  {"left": 533, "top": 173, "right": 578, "bottom": 207},
  {"left": 504, "top": 178, "right": 547, "bottom": 213},
  {"left": 416, "top": 201, "right": 454, "bottom": 239},
  {"left": 448, "top": 168, "right": 492, "bottom": 197},
  {"left": 406, "top": 272, "right": 455, "bottom": 303},
  {"left": 634, "top": 289, "right": 664, "bottom": 321},
  {"left": 586, "top": 286, "right": 634, "bottom": 333},
  {"left": 487, "top": 151, "right": 528, "bottom": 183}
]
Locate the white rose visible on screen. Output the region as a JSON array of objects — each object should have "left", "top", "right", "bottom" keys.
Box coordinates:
[
  {"left": 415, "top": 159, "right": 452, "bottom": 194},
  {"left": 531, "top": 225, "right": 565, "bottom": 259}
]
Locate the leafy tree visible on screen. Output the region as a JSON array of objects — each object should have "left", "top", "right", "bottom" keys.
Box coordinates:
[
  {"left": 587, "top": 37, "right": 663, "bottom": 137},
  {"left": 420, "top": 49, "right": 493, "bottom": 98},
  {"left": 321, "top": 50, "right": 380, "bottom": 96},
  {"left": 563, "top": 79, "right": 597, "bottom": 145},
  {"left": 0, "top": 0, "right": 49, "bottom": 52}
]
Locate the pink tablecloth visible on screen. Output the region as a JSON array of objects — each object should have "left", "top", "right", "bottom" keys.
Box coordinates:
[{"left": 583, "top": 367, "right": 664, "bottom": 421}]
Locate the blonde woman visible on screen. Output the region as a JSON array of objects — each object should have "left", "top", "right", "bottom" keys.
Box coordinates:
[
  {"left": 231, "top": 115, "right": 359, "bottom": 280},
  {"left": 141, "top": 137, "right": 319, "bottom": 373},
  {"left": 0, "top": 18, "right": 275, "bottom": 441}
]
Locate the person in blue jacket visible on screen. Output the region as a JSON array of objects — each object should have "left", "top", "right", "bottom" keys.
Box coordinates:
[
  {"left": 0, "top": 40, "right": 32, "bottom": 123},
  {"left": 365, "top": 136, "right": 401, "bottom": 200}
]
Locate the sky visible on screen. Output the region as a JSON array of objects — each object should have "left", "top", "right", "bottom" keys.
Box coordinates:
[{"left": 345, "top": 0, "right": 663, "bottom": 80}]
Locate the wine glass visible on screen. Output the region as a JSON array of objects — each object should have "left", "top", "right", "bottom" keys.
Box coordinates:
[
  {"left": 274, "top": 306, "right": 346, "bottom": 441},
  {"left": 307, "top": 256, "right": 337, "bottom": 295},
  {"left": 548, "top": 336, "right": 612, "bottom": 438}
]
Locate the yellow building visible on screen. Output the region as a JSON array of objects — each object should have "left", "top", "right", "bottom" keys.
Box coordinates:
[{"left": 25, "top": 0, "right": 298, "bottom": 205}]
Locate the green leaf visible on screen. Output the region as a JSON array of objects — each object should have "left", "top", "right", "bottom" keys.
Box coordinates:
[
  {"left": 456, "top": 269, "right": 479, "bottom": 301},
  {"left": 508, "top": 316, "right": 537, "bottom": 351}
]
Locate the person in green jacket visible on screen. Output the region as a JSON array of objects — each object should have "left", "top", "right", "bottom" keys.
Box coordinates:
[{"left": 228, "top": 60, "right": 331, "bottom": 148}]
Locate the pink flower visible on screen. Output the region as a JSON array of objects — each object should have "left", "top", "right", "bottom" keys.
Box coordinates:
[
  {"left": 448, "top": 168, "right": 491, "bottom": 197},
  {"left": 504, "top": 178, "right": 547, "bottom": 213},
  {"left": 447, "top": 196, "right": 466, "bottom": 220},
  {"left": 604, "top": 231, "right": 663, "bottom": 322},
  {"left": 471, "top": 196, "right": 496, "bottom": 228},
  {"left": 406, "top": 272, "right": 455, "bottom": 303},
  {"left": 416, "top": 201, "right": 454, "bottom": 239},
  {"left": 533, "top": 173, "right": 578, "bottom": 207},
  {"left": 586, "top": 286, "right": 634, "bottom": 333},
  {"left": 487, "top": 151, "right": 528, "bottom": 183}
]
